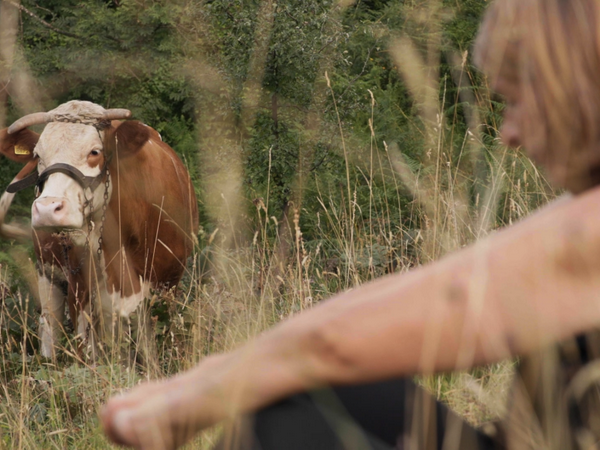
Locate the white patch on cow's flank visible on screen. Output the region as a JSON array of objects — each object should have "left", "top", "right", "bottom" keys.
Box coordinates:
[
  {"left": 99, "top": 278, "right": 151, "bottom": 319},
  {"left": 93, "top": 246, "right": 150, "bottom": 339},
  {"left": 119, "top": 281, "right": 151, "bottom": 317}
]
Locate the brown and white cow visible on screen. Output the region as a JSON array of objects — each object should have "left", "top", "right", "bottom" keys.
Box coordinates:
[{"left": 0, "top": 100, "right": 198, "bottom": 358}]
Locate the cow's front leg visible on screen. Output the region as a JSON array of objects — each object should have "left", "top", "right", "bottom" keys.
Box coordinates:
[
  {"left": 38, "top": 275, "right": 66, "bottom": 358},
  {"left": 71, "top": 299, "right": 95, "bottom": 359}
]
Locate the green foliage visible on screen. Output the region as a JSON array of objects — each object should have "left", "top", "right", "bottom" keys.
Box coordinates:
[
  {"left": 444, "top": 0, "right": 489, "bottom": 51},
  {"left": 1, "top": 0, "right": 492, "bottom": 238}
]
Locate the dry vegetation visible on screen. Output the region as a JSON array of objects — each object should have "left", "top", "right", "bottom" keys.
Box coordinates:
[{"left": 0, "top": 0, "right": 560, "bottom": 448}]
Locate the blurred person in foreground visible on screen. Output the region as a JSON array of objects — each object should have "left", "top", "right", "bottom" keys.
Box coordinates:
[{"left": 102, "top": 0, "right": 600, "bottom": 448}]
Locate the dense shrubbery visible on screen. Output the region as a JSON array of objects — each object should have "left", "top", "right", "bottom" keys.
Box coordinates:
[{"left": 1, "top": 0, "right": 493, "bottom": 239}]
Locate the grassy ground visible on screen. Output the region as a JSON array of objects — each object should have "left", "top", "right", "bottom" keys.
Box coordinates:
[{"left": 0, "top": 243, "right": 517, "bottom": 449}]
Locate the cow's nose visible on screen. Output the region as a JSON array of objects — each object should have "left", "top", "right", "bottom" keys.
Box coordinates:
[{"left": 32, "top": 197, "right": 70, "bottom": 228}]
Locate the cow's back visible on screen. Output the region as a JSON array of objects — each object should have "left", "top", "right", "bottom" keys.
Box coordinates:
[{"left": 102, "top": 122, "right": 198, "bottom": 296}]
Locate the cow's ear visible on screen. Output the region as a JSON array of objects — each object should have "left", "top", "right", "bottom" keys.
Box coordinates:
[
  {"left": 108, "top": 121, "right": 150, "bottom": 158},
  {"left": 0, "top": 128, "right": 39, "bottom": 163}
]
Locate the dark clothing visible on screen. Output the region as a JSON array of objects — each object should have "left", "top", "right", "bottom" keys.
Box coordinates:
[
  {"left": 217, "top": 378, "right": 496, "bottom": 450},
  {"left": 217, "top": 331, "right": 600, "bottom": 450}
]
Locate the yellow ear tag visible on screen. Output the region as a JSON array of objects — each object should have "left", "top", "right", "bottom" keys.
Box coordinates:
[{"left": 14, "top": 145, "right": 31, "bottom": 156}]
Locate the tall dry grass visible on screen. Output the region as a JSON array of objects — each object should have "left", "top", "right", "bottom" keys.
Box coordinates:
[{"left": 0, "top": 0, "right": 560, "bottom": 448}]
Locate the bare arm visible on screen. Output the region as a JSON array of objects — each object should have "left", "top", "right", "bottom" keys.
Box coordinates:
[
  {"left": 103, "top": 187, "right": 600, "bottom": 448},
  {"left": 221, "top": 188, "right": 600, "bottom": 408}
]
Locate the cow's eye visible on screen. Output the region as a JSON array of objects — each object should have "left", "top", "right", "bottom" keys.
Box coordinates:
[{"left": 90, "top": 149, "right": 101, "bottom": 156}]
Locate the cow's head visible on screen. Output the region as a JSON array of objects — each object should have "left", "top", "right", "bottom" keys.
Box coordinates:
[{"left": 1, "top": 101, "right": 147, "bottom": 232}]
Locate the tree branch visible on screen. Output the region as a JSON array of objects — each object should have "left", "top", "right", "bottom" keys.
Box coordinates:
[
  {"left": 2, "top": 0, "right": 84, "bottom": 40},
  {"left": 31, "top": 2, "right": 55, "bottom": 18}
]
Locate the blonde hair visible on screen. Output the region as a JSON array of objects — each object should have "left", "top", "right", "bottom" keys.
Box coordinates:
[{"left": 475, "top": 0, "right": 600, "bottom": 175}]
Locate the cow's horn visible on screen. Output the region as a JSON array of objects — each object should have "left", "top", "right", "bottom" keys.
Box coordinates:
[
  {"left": 7, "top": 112, "right": 52, "bottom": 135},
  {"left": 102, "top": 109, "right": 131, "bottom": 120}
]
